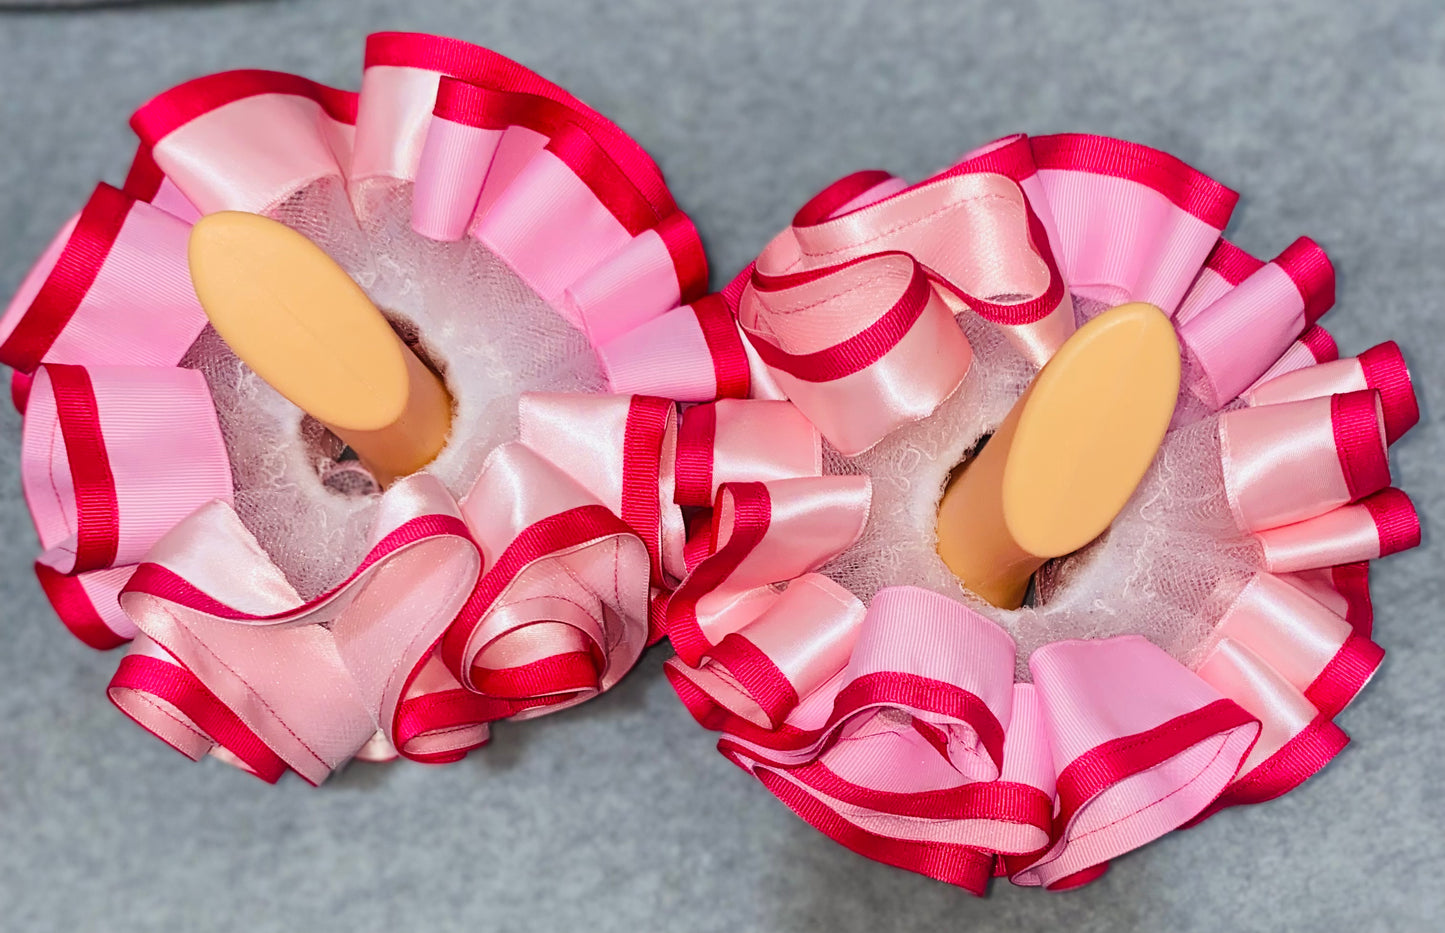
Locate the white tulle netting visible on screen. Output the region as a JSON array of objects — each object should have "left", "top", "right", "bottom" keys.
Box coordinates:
[
  {"left": 181, "top": 178, "right": 606, "bottom": 598},
  {"left": 819, "top": 298, "right": 1261, "bottom": 680}
]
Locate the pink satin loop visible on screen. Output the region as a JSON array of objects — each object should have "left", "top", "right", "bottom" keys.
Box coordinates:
[
  {"left": 1014, "top": 637, "right": 1260, "bottom": 888},
  {"left": 0, "top": 185, "right": 207, "bottom": 374},
  {"left": 1213, "top": 573, "right": 1381, "bottom": 718},
  {"left": 674, "top": 399, "right": 821, "bottom": 507},
  {"left": 755, "top": 167, "right": 1072, "bottom": 368},
  {"left": 1278, "top": 563, "right": 1373, "bottom": 633},
  {"left": 353, "top": 730, "right": 401, "bottom": 763},
  {"left": 354, "top": 34, "right": 676, "bottom": 212},
  {"left": 1244, "top": 342, "right": 1419, "bottom": 445},
  {"left": 597, "top": 296, "right": 753, "bottom": 402},
  {"left": 421, "top": 390, "right": 832, "bottom": 733},
  {"left": 950, "top": 135, "right": 1065, "bottom": 284},
  {"left": 517, "top": 392, "right": 682, "bottom": 582},
  {"left": 792, "top": 170, "right": 910, "bottom": 227},
  {"left": 21, "top": 364, "right": 232, "bottom": 576},
  {"left": 112, "top": 473, "right": 481, "bottom": 785},
  {"left": 1190, "top": 638, "right": 1348, "bottom": 822},
  {"left": 666, "top": 476, "right": 871, "bottom": 667},
  {"left": 1256, "top": 487, "right": 1420, "bottom": 573},
  {"left": 392, "top": 654, "right": 492, "bottom": 763},
  {"left": 1219, "top": 390, "right": 1388, "bottom": 533},
  {"left": 352, "top": 34, "right": 712, "bottom": 330},
  {"left": 1029, "top": 133, "right": 1237, "bottom": 315},
  {"left": 1246, "top": 324, "right": 1341, "bottom": 392},
  {"left": 1179, "top": 237, "right": 1336, "bottom": 409},
  {"left": 123, "top": 143, "right": 205, "bottom": 222},
  {"left": 740, "top": 253, "right": 974, "bottom": 455},
  {"left": 108, "top": 633, "right": 288, "bottom": 782},
  {"left": 669, "top": 587, "right": 1044, "bottom": 894}
]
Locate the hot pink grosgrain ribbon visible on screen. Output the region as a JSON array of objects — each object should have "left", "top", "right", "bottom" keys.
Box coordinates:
[
  {"left": 663, "top": 584, "right": 1264, "bottom": 894},
  {"left": 103, "top": 393, "right": 841, "bottom": 782},
  {"left": 738, "top": 168, "right": 1070, "bottom": 456}
]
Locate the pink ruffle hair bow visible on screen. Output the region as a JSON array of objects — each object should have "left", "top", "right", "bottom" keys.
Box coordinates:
[
  {"left": 3, "top": 33, "right": 759, "bottom": 781},
  {"left": 608, "top": 133, "right": 1421, "bottom": 893}
]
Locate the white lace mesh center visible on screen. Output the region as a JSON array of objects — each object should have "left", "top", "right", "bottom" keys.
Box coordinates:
[
  {"left": 819, "top": 299, "right": 1259, "bottom": 679},
  {"left": 181, "top": 179, "right": 605, "bottom": 598}
]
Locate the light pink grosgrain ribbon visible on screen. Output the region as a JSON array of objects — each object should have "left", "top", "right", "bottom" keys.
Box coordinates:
[
  {"left": 664, "top": 583, "right": 1263, "bottom": 895},
  {"left": 87, "top": 391, "right": 841, "bottom": 782}
]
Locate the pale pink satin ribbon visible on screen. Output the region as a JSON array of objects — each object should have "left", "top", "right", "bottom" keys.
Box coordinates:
[
  {"left": 1191, "top": 637, "right": 1349, "bottom": 821},
  {"left": 1219, "top": 389, "right": 1390, "bottom": 532},
  {"left": 101, "top": 33, "right": 709, "bottom": 356},
  {"left": 667, "top": 584, "right": 1262, "bottom": 894},
  {"left": 351, "top": 33, "right": 707, "bottom": 338},
  {"left": 1278, "top": 562, "right": 1373, "bottom": 632},
  {"left": 111, "top": 474, "right": 481, "bottom": 785},
  {"left": 131, "top": 70, "right": 358, "bottom": 216},
  {"left": 1244, "top": 341, "right": 1419, "bottom": 444},
  {"left": 648, "top": 132, "right": 1425, "bottom": 895},
  {"left": 1255, "top": 487, "right": 1420, "bottom": 572},
  {"left": 1, "top": 33, "right": 710, "bottom": 408},
  {"left": 741, "top": 253, "right": 975, "bottom": 456},
  {"left": 0, "top": 33, "right": 774, "bottom": 781},
  {"left": 717, "top": 132, "right": 1298, "bottom": 457},
  {"left": 397, "top": 393, "right": 843, "bottom": 747},
  {"left": 665, "top": 476, "right": 872, "bottom": 667},
  {"left": 736, "top": 168, "right": 1068, "bottom": 454},
  {"left": 0, "top": 185, "right": 207, "bottom": 378},
  {"left": 1179, "top": 237, "right": 1336, "bottom": 409},
  {"left": 83, "top": 389, "right": 829, "bottom": 779},
  {"left": 1211, "top": 573, "right": 1382, "bottom": 719}
]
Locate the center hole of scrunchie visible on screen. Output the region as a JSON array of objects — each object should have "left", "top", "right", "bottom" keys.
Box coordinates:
[
  {"left": 303, "top": 311, "right": 454, "bottom": 498},
  {"left": 935, "top": 302, "right": 1181, "bottom": 610}
]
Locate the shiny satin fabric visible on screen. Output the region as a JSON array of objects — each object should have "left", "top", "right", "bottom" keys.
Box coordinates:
[
  {"left": 669, "top": 587, "right": 1264, "bottom": 894},
  {"left": 1243, "top": 341, "right": 1418, "bottom": 444},
  {"left": 1219, "top": 390, "right": 1389, "bottom": 532},
  {"left": 92, "top": 391, "right": 833, "bottom": 781},
  {"left": 737, "top": 169, "right": 1071, "bottom": 454},
  {"left": 741, "top": 255, "right": 973, "bottom": 456},
  {"left": 112, "top": 474, "right": 479, "bottom": 785},
  {"left": 1255, "top": 487, "right": 1420, "bottom": 573},
  {"left": 1, "top": 32, "right": 754, "bottom": 781},
  {"left": 655, "top": 132, "right": 1422, "bottom": 896}
]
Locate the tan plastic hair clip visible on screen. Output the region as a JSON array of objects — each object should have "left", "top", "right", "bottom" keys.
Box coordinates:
[
  {"left": 936, "top": 302, "right": 1181, "bottom": 609},
  {"left": 188, "top": 211, "right": 453, "bottom": 487}
]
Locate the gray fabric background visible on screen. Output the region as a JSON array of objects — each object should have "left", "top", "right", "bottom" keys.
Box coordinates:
[{"left": 0, "top": 2, "right": 1441, "bottom": 930}]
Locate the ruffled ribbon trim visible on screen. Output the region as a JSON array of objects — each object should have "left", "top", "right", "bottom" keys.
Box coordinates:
[{"left": 649, "top": 132, "right": 1422, "bottom": 894}]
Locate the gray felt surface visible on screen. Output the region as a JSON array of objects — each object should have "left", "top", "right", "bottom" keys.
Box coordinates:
[{"left": 0, "top": 2, "right": 1441, "bottom": 931}]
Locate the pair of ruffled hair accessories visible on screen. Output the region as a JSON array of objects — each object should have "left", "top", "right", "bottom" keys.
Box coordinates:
[{"left": 1, "top": 32, "right": 1423, "bottom": 895}]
